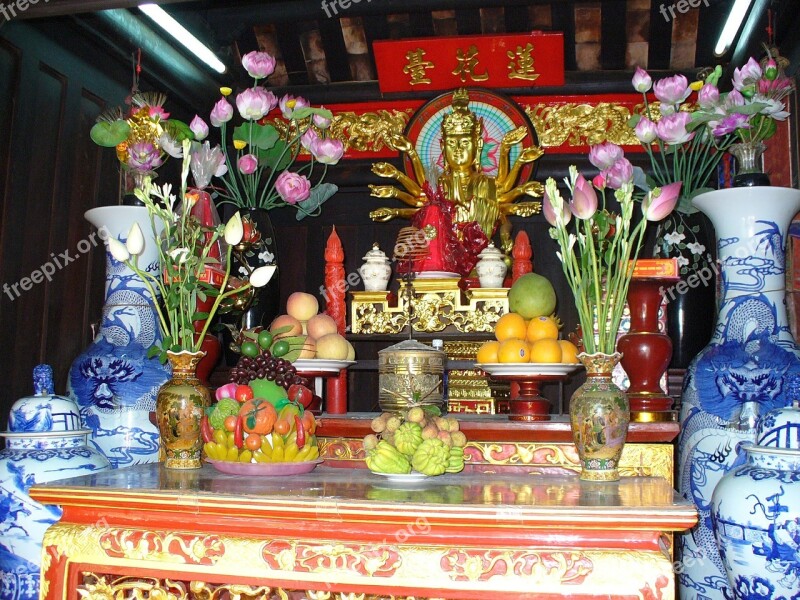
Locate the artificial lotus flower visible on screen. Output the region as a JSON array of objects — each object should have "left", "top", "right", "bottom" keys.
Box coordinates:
[
  {"left": 241, "top": 50, "right": 276, "bottom": 80},
  {"left": 107, "top": 237, "right": 130, "bottom": 262},
  {"left": 275, "top": 171, "right": 311, "bottom": 205},
  {"left": 313, "top": 109, "right": 332, "bottom": 129},
  {"left": 568, "top": 174, "right": 598, "bottom": 219},
  {"left": 642, "top": 182, "right": 682, "bottom": 221},
  {"left": 543, "top": 189, "right": 572, "bottom": 227},
  {"left": 602, "top": 157, "right": 634, "bottom": 190},
  {"left": 655, "top": 112, "right": 694, "bottom": 145},
  {"left": 224, "top": 212, "right": 244, "bottom": 246},
  {"left": 634, "top": 118, "right": 658, "bottom": 144},
  {"left": 653, "top": 74, "right": 691, "bottom": 106},
  {"left": 236, "top": 87, "right": 277, "bottom": 121},
  {"left": 238, "top": 153, "right": 258, "bottom": 175},
  {"left": 190, "top": 116, "right": 209, "bottom": 141},
  {"left": 631, "top": 67, "right": 652, "bottom": 93},
  {"left": 210, "top": 97, "right": 234, "bottom": 127},
  {"left": 279, "top": 94, "right": 310, "bottom": 119},
  {"left": 588, "top": 142, "right": 624, "bottom": 171},
  {"left": 249, "top": 265, "right": 277, "bottom": 288},
  {"left": 697, "top": 84, "right": 720, "bottom": 110},
  {"left": 125, "top": 223, "right": 145, "bottom": 255},
  {"left": 310, "top": 137, "right": 345, "bottom": 165}
]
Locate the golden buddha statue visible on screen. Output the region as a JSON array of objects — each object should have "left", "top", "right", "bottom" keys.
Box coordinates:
[{"left": 369, "top": 88, "right": 544, "bottom": 251}]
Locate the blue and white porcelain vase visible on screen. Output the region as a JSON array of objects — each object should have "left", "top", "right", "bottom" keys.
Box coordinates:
[
  {"left": 67, "top": 206, "right": 170, "bottom": 468},
  {"left": 0, "top": 365, "right": 110, "bottom": 600},
  {"left": 711, "top": 400, "right": 800, "bottom": 600},
  {"left": 677, "top": 187, "right": 800, "bottom": 600}
]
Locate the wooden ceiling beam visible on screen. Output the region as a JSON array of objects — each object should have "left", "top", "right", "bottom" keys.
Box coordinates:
[{"left": 15, "top": 0, "right": 197, "bottom": 19}]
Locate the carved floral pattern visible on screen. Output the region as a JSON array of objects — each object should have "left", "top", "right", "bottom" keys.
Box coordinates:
[
  {"left": 261, "top": 540, "right": 402, "bottom": 577},
  {"left": 440, "top": 549, "right": 593, "bottom": 584},
  {"left": 98, "top": 530, "right": 224, "bottom": 565}
]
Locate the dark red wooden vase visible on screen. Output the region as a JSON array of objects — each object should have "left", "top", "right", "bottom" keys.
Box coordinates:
[{"left": 617, "top": 278, "right": 675, "bottom": 421}]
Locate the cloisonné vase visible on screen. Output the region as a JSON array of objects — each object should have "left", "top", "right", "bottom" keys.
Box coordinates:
[
  {"left": 677, "top": 187, "right": 800, "bottom": 600},
  {"left": 156, "top": 351, "right": 211, "bottom": 469},
  {"left": 67, "top": 206, "right": 170, "bottom": 468},
  {"left": 569, "top": 352, "right": 630, "bottom": 482}
]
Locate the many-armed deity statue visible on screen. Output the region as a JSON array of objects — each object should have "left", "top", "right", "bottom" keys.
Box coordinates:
[{"left": 369, "top": 88, "right": 544, "bottom": 256}]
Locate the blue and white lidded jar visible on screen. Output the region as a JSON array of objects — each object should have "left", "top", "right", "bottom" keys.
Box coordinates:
[{"left": 0, "top": 365, "right": 110, "bottom": 600}]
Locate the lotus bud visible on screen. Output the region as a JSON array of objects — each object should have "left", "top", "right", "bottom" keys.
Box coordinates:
[
  {"left": 569, "top": 175, "right": 598, "bottom": 220},
  {"left": 643, "top": 182, "right": 682, "bottom": 221},
  {"left": 224, "top": 212, "right": 244, "bottom": 246},
  {"left": 125, "top": 223, "right": 145, "bottom": 255},
  {"left": 250, "top": 265, "right": 277, "bottom": 288},
  {"left": 107, "top": 237, "right": 130, "bottom": 262},
  {"left": 632, "top": 67, "right": 652, "bottom": 93}
]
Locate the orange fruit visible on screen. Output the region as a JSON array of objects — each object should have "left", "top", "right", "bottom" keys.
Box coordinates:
[
  {"left": 476, "top": 340, "right": 500, "bottom": 363},
  {"left": 529, "top": 339, "right": 563, "bottom": 363},
  {"left": 526, "top": 315, "right": 560, "bottom": 343},
  {"left": 497, "top": 339, "right": 531, "bottom": 363},
  {"left": 495, "top": 313, "right": 528, "bottom": 342},
  {"left": 558, "top": 340, "right": 580, "bottom": 364}
]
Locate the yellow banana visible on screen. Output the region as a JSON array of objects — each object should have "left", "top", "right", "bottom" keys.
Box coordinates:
[
  {"left": 284, "top": 442, "right": 300, "bottom": 462},
  {"left": 272, "top": 445, "right": 285, "bottom": 462},
  {"left": 239, "top": 450, "right": 253, "bottom": 463},
  {"left": 253, "top": 450, "right": 271, "bottom": 463},
  {"left": 225, "top": 446, "right": 239, "bottom": 462}
]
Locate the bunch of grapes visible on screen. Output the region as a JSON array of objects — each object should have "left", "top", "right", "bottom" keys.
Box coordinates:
[{"left": 229, "top": 352, "right": 310, "bottom": 391}]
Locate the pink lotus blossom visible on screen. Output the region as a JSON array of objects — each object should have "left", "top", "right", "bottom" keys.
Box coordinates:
[
  {"left": 656, "top": 112, "right": 694, "bottom": 145},
  {"left": 238, "top": 153, "right": 258, "bottom": 175},
  {"left": 241, "top": 51, "right": 276, "bottom": 79},
  {"left": 279, "top": 94, "right": 309, "bottom": 119},
  {"left": 310, "top": 137, "right": 344, "bottom": 165},
  {"left": 313, "top": 109, "right": 331, "bottom": 129},
  {"left": 725, "top": 89, "right": 746, "bottom": 108},
  {"left": 210, "top": 97, "right": 234, "bottom": 127},
  {"left": 632, "top": 67, "right": 652, "bottom": 93},
  {"left": 634, "top": 117, "right": 657, "bottom": 144},
  {"left": 301, "top": 128, "right": 319, "bottom": 151},
  {"left": 127, "top": 141, "right": 163, "bottom": 172},
  {"left": 712, "top": 113, "right": 750, "bottom": 137},
  {"left": 732, "top": 57, "right": 762, "bottom": 91},
  {"left": 642, "top": 182, "right": 681, "bottom": 221},
  {"left": 190, "top": 115, "right": 209, "bottom": 141},
  {"left": 603, "top": 158, "right": 634, "bottom": 190},
  {"left": 697, "top": 84, "right": 720, "bottom": 110},
  {"left": 569, "top": 175, "right": 598, "bottom": 219},
  {"left": 148, "top": 106, "right": 169, "bottom": 120},
  {"left": 543, "top": 190, "right": 571, "bottom": 227},
  {"left": 275, "top": 171, "right": 311, "bottom": 204},
  {"left": 236, "top": 87, "right": 277, "bottom": 121},
  {"left": 588, "top": 142, "right": 624, "bottom": 170},
  {"left": 653, "top": 74, "right": 691, "bottom": 106}
]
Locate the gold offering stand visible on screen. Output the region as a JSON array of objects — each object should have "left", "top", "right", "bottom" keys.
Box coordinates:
[{"left": 351, "top": 276, "right": 510, "bottom": 413}]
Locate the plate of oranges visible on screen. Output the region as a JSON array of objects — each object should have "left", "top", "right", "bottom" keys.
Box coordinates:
[{"left": 476, "top": 313, "right": 581, "bottom": 366}]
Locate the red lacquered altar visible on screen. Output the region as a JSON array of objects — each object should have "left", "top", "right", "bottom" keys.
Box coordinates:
[{"left": 30, "top": 459, "right": 695, "bottom": 600}]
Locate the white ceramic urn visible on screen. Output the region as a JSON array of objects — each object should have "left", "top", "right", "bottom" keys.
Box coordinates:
[
  {"left": 359, "top": 243, "right": 392, "bottom": 291},
  {"left": 475, "top": 242, "right": 507, "bottom": 288}
]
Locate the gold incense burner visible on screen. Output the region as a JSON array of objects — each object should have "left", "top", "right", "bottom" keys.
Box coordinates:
[{"left": 378, "top": 340, "right": 445, "bottom": 413}]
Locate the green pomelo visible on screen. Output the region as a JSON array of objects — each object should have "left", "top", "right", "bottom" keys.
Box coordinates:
[{"left": 508, "top": 273, "right": 556, "bottom": 319}]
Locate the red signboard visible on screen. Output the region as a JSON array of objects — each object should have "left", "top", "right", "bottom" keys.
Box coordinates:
[{"left": 373, "top": 32, "right": 565, "bottom": 93}]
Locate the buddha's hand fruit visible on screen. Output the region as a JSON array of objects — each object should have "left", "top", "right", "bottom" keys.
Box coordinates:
[
  {"left": 411, "top": 438, "right": 450, "bottom": 476},
  {"left": 365, "top": 440, "right": 411, "bottom": 474},
  {"left": 394, "top": 422, "right": 423, "bottom": 457},
  {"left": 446, "top": 445, "right": 465, "bottom": 474}
]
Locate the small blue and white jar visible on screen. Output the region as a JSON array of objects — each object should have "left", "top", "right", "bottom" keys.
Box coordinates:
[
  {"left": 0, "top": 365, "right": 110, "bottom": 600},
  {"left": 711, "top": 401, "right": 800, "bottom": 600}
]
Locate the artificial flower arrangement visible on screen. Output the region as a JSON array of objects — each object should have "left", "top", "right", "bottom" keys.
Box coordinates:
[
  {"left": 544, "top": 156, "right": 681, "bottom": 354},
  {"left": 190, "top": 50, "right": 345, "bottom": 218},
  {"left": 106, "top": 140, "right": 275, "bottom": 363},
  {"left": 629, "top": 50, "right": 793, "bottom": 214},
  {"left": 90, "top": 91, "right": 192, "bottom": 190}
]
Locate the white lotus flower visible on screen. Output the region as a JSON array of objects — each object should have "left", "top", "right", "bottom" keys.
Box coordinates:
[{"left": 107, "top": 237, "right": 130, "bottom": 262}]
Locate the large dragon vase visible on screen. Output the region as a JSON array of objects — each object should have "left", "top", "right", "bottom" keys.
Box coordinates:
[
  {"left": 67, "top": 206, "right": 171, "bottom": 468},
  {"left": 676, "top": 187, "right": 800, "bottom": 600}
]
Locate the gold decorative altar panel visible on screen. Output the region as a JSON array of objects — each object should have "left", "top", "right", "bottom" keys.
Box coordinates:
[{"left": 32, "top": 464, "right": 696, "bottom": 600}]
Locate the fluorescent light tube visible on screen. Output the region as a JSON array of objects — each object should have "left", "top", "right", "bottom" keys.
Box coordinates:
[
  {"left": 139, "top": 3, "right": 226, "bottom": 74},
  {"left": 714, "top": 0, "right": 754, "bottom": 56}
]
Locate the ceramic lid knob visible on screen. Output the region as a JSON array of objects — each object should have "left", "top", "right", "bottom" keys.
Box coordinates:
[
  {"left": 8, "top": 364, "right": 82, "bottom": 433},
  {"left": 33, "top": 364, "right": 54, "bottom": 395}
]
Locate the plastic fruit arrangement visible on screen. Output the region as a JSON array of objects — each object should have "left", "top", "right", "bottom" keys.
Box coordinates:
[{"left": 363, "top": 407, "right": 467, "bottom": 476}]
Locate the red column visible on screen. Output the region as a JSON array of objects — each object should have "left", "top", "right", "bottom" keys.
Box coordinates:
[{"left": 324, "top": 227, "right": 347, "bottom": 414}]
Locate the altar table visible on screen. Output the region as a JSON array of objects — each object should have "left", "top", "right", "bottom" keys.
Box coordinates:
[{"left": 30, "top": 463, "right": 696, "bottom": 600}]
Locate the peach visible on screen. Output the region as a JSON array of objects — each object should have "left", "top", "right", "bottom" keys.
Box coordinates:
[
  {"left": 298, "top": 336, "right": 316, "bottom": 359},
  {"left": 307, "top": 313, "right": 338, "bottom": 339},
  {"left": 315, "top": 333, "right": 350, "bottom": 360},
  {"left": 286, "top": 292, "right": 319, "bottom": 321},
  {"left": 269, "top": 314, "right": 302, "bottom": 339}
]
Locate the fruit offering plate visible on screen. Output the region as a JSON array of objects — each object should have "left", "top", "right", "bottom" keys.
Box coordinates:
[
  {"left": 205, "top": 458, "right": 323, "bottom": 476},
  {"left": 293, "top": 359, "right": 356, "bottom": 374},
  {"left": 476, "top": 363, "right": 584, "bottom": 377},
  {"left": 372, "top": 471, "right": 432, "bottom": 484}
]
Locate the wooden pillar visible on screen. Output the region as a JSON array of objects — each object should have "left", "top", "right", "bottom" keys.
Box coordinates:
[{"left": 323, "top": 227, "right": 348, "bottom": 414}]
